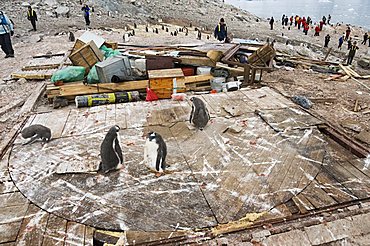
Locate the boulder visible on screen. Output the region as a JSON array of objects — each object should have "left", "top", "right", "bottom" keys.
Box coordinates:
[
  {"left": 21, "top": 2, "right": 30, "bottom": 7},
  {"left": 55, "top": 6, "right": 70, "bottom": 16},
  {"left": 357, "top": 57, "right": 370, "bottom": 69}
]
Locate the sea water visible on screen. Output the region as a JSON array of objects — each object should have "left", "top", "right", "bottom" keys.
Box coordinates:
[{"left": 225, "top": 0, "right": 370, "bottom": 30}]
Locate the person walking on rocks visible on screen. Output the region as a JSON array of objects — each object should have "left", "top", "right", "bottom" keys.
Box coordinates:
[
  {"left": 81, "top": 4, "right": 90, "bottom": 26},
  {"left": 324, "top": 34, "right": 330, "bottom": 47},
  {"left": 327, "top": 14, "right": 331, "bottom": 25},
  {"left": 0, "top": 11, "right": 14, "bottom": 58},
  {"left": 361, "top": 32, "right": 368, "bottom": 45},
  {"left": 214, "top": 18, "right": 227, "bottom": 42},
  {"left": 338, "top": 34, "right": 344, "bottom": 49},
  {"left": 347, "top": 37, "right": 352, "bottom": 50},
  {"left": 27, "top": 6, "right": 37, "bottom": 31},
  {"left": 269, "top": 17, "right": 274, "bottom": 30},
  {"left": 314, "top": 25, "right": 320, "bottom": 36},
  {"left": 347, "top": 41, "right": 359, "bottom": 65},
  {"left": 345, "top": 26, "right": 351, "bottom": 41}
]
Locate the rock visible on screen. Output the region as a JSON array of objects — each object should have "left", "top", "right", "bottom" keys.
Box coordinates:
[
  {"left": 223, "top": 105, "right": 243, "bottom": 117},
  {"left": 355, "top": 130, "right": 370, "bottom": 145},
  {"left": 252, "top": 229, "right": 271, "bottom": 240},
  {"left": 17, "top": 78, "right": 27, "bottom": 84},
  {"left": 29, "top": 34, "right": 42, "bottom": 43},
  {"left": 21, "top": 2, "right": 30, "bottom": 7},
  {"left": 44, "top": 0, "right": 58, "bottom": 7},
  {"left": 227, "top": 123, "right": 243, "bottom": 134},
  {"left": 357, "top": 57, "right": 370, "bottom": 69},
  {"left": 340, "top": 119, "right": 366, "bottom": 133},
  {"left": 55, "top": 6, "right": 70, "bottom": 16}
]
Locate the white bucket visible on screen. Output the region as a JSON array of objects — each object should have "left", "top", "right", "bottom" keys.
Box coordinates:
[
  {"left": 197, "top": 66, "right": 212, "bottom": 75},
  {"left": 211, "top": 77, "right": 226, "bottom": 92}
]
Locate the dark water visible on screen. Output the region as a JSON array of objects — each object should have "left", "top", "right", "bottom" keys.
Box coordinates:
[{"left": 225, "top": 0, "right": 370, "bottom": 30}]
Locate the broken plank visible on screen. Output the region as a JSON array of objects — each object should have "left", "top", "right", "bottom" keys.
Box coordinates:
[
  {"left": 33, "top": 53, "right": 65, "bottom": 59},
  {"left": 0, "top": 98, "right": 25, "bottom": 116},
  {"left": 17, "top": 83, "right": 46, "bottom": 116}
]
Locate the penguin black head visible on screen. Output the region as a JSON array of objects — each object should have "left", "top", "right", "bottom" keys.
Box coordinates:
[
  {"left": 147, "top": 131, "right": 157, "bottom": 141},
  {"left": 110, "top": 125, "right": 120, "bottom": 133}
]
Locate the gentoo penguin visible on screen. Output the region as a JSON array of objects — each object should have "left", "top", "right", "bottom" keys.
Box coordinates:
[
  {"left": 99, "top": 125, "right": 124, "bottom": 173},
  {"left": 189, "top": 97, "right": 210, "bottom": 130},
  {"left": 21, "top": 124, "right": 51, "bottom": 145},
  {"left": 144, "top": 132, "right": 167, "bottom": 174}
]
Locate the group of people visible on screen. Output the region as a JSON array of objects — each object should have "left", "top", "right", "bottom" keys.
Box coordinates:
[{"left": 0, "top": 3, "right": 94, "bottom": 58}]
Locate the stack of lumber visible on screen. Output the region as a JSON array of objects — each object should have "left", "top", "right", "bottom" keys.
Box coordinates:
[{"left": 46, "top": 74, "right": 214, "bottom": 100}]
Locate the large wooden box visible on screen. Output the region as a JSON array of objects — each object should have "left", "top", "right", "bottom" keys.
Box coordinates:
[
  {"left": 69, "top": 41, "right": 104, "bottom": 73},
  {"left": 71, "top": 39, "right": 86, "bottom": 53},
  {"left": 148, "top": 69, "right": 185, "bottom": 99},
  {"left": 247, "top": 44, "right": 275, "bottom": 66}
]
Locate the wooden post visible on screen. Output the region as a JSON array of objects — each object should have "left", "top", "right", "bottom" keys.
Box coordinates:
[
  {"left": 251, "top": 67, "right": 256, "bottom": 83},
  {"left": 323, "top": 47, "right": 332, "bottom": 61},
  {"left": 244, "top": 64, "right": 250, "bottom": 85}
]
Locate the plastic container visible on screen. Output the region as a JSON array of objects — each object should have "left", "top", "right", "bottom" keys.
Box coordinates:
[
  {"left": 196, "top": 66, "right": 212, "bottom": 75},
  {"left": 210, "top": 77, "right": 226, "bottom": 92}
]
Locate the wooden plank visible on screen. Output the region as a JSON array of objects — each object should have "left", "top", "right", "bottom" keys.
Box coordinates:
[
  {"left": 148, "top": 68, "right": 184, "bottom": 79},
  {"left": 11, "top": 74, "right": 52, "bottom": 80},
  {"left": 178, "top": 56, "right": 216, "bottom": 67},
  {"left": 0, "top": 192, "right": 28, "bottom": 208},
  {"left": 17, "top": 83, "right": 46, "bottom": 116},
  {"left": 64, "top": 222, "right": 85, "bottom": 246},
  {"left": 22, "top": 64, "right": 60, "bottom": 71},
  {"left": 42, "top": 214, "right": 67, "bottom": 245},
  {"left": 55, "top": 80, "right": 148, "bottom": 98},
  {"left": 292, "top": 195, "right": 315, "bottom": 213},
  {"left": 16, "top": 204, "right": 49, "bottom": 245},
  {"left": 84, "top": 226, "right": 94, "bottom": 246},
  {"left": 178, "top": 74, "right": 213, "bottom": 85},
  {"left": 0, "top": 98, "right": 25, "bottom": 116},
  {"left": 300, "top": 180, "right": 337, "bottom": 208},
  {"left": 0, "top": 204, "right": 29, "bottom": 225},
  {"left": 0, "top": 221, "right": 22, "bottom": 244},
  {"left": 315, "top": 172, "right": 356, "bottom": 203},
  {"left": 30, "top": 109, "right": 70, "bottom": 138}
]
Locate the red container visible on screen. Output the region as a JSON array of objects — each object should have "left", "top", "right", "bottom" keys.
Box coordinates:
[{"left": 181, "top": 67, "right": 195, "bottom": 76}]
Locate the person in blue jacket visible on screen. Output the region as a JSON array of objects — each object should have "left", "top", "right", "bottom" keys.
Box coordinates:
[
  {"left": 81, "top": 5, "right": 90, "bottom": 26},
  {"left": 0, "top": 11, "right": 14, "bottom": 58},
  {"left": 214, "top": 18, "right": 227, "bottom": 42}
]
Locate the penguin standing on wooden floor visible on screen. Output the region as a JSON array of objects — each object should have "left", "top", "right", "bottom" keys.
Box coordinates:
[
  {"left": 99, "top": 125, "right": 124, "bottom": 173},
  {"left": 189, "top": 97, "right": 210, "bottom": 130},
  {"left": 144, "top": 132, "right": 167, "bottom": 176}
]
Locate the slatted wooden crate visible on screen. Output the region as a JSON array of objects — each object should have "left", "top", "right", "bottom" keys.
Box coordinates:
[
  {"left": 71, "top": 39, "right": 86, "bottom": 53},
  {"left": 247, "top": 43, "right": 275, "bottom": 66},
  {"left": 148, "top": 69, "right": 185, "bottom": 99},
  {"left": 69, "top": 41, "right": 104, "bottom": 73}
]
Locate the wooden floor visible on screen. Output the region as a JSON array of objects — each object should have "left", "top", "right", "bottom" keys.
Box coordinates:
[{"left": 1, "top": 87, "right": 370, "bottom": 244}]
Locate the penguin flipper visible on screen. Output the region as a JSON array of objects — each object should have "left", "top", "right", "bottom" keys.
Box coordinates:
[
  {"left": 189, "top": 105, "right": 194, "bottom": 123},
  {"left": 115, "top": 138, "right": 124, "bottom": 164}
]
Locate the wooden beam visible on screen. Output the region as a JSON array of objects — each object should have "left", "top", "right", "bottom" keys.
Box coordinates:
[
  {"left": 33, "top": 53, "right": 65, "bottom": 59},
  {"left": 178, "top": 56, "right": 216, "bottom": 67},
  {"left": 322, "top": 47, "right": 332, "bottom": 61},
  {"left": 318, "top": 124, "right": 370, "bottom": 158},
  {"left": 11, "top": 73, "right": 52, "bottom": 80},
  {"left": 0, "top": 98, "right": 25, "bottom": 116},
  {"left": 17, "top": 83, "right": 46, "bottom": 116},
  {"left": 22, "top": 64, "right": 59, "bottom": 71}
]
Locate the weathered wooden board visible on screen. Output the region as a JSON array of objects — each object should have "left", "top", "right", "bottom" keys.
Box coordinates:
[
  {"left": 64, "top": 221, "right": 85, "bottom": 246},
  {"left": 16, "top": 204, "right": 49, "bottom": 245},
  {"left": 0, "top": 222, "right": 23, "bottom": 244},
  {"left": 42, "top": 214, "right": 67, "bottom": 245}
]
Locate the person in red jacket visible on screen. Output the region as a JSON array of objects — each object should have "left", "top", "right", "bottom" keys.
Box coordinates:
[
  {"left": 319, "top": 20, "right": 324, "bottom": 31},
  {"left": 345, "top": 26, "right": 351, "bottom": 41},
  {"left": 297, "top": 17, "right": 302, "bottom": 29},
  {"left": 314, "top": 25, "right": 320, "bottom": 36},
  {"left": 303, "top": 23, "right": 309, "bottom": 35}
]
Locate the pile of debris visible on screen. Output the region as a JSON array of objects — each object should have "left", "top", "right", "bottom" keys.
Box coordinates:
[{"left": 40, "top": 31, "right": 276, "bottom": 108}]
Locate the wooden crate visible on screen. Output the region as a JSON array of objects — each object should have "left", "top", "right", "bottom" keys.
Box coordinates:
[
  {"left": 104, "top": 41, "right": 118, "bottom": 50},
  {"left": 247, "top": 44, "right": 275, "bottom": 66},
  {"left": 71, "top": 39, "right": 86, "bottom": 53},
  {"left": 148, "top": 69, "right": 185, "bottom": 99},
  {"left": 69, "top": 41, "right": 104, "bottom": 73}
]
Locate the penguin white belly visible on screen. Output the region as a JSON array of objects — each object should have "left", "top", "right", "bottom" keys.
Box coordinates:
[{"left": 144, "top": 139, "right": 159, "bottom": 171}]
